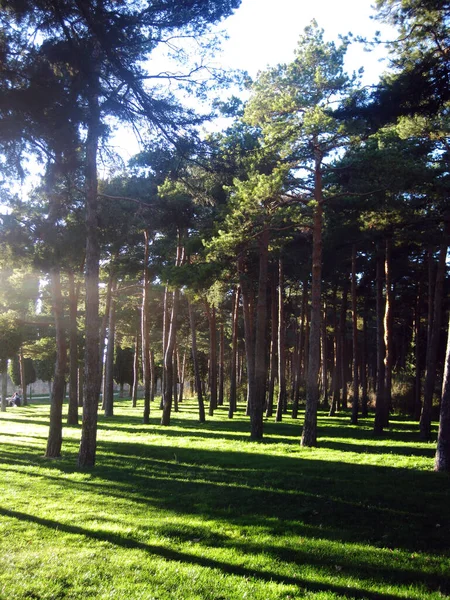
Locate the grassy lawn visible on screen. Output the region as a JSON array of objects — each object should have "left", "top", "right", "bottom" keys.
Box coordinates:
[{"left": 0, "top": 397, "right": 449, "bottom": 600}]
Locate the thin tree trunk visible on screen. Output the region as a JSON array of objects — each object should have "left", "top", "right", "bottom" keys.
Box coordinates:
[
  {"left": 78, "top": 83, "right": 101, "bottom": 469},
  {"left": 142, "top": 230, "right": 151, "bottom": 423},
  {"left": 321, "top": 301, "right": 328, "bottom": 408},
  {"left": 414, "top": 280, "right": 422, "bottom": 420},
  {"left": 188, "top": 299, "right": 205, "bottom": 423},
  {"left": 383, "top": 237, "right": 393, "bottom": 426},
  {"left": 340, "top": 278, "right": 349, "bottom": 411},
  {"left": 292, "top": 278, "right": 308, "bottom": 418},
  {"left": 161, "top": 286, "right": 179, "bottom": 425},
  {"left": 267, "top": 272, "right": 277, "bottom": 418},
  {"left": 77, "top": 367, "right": 84, "bottom": 408},
  {"left": 103, "top": 279, "right": 117, "bottom": 418},
  {"left": 132, "top": 325, "right": 139, "bottom": 408},
  {"left": 19, "top": 348, "right": 27, "bottom": 406},
  {"left": 229, "top": 286, "right": 240, "bottom": 418},
  {"left": 67, "top": 272, "right": 79, "bottom": 425},
  {"left": 330, "top": 282, "right": 339, "bottom": 416},
  {"left": 435, "top": 313, "right": 450, "bottom": 471},
  {"left": 99, "top": 270, "right": 115, "bottom": 410},
  {"left": 161, "top": 284, "right": 170, "bottom": 409},
  {"left": 1, "top": 361, "right": 7, "bottom": 412},
  {"left": 420, "top": 243, "right": 447, "bottom": 440},
  {"left": 173, "top": 348, "right": 179, "bottom": 412},
  {"left": 351, "top": 244, "right": 359, "bottom": 425},
  {"left": 178, "top": 348, "right": 186, "bottom": 404},
  {"left": 361, "top": 294, "right": 369, "bottom": 418},
  {"left": 374, "top": 243, "right": 386, "bottom": 435},
  {"left": 218, "top": 321, "right": 225, "bottom": 407},
  {"left": 206, "top": 302, "right": 217, "bottom": 416},
  {"left": 238, "top": 256, "right": 255, "bottom": 415},
  {"left": 46, "top": 267, "right": 67, "bottom": 458},
  {"left": 250, "top": 228, "right": 270, "bottom": 440},
  {"left": 276, "top": 257, "right": 286, "bottom": 422}
]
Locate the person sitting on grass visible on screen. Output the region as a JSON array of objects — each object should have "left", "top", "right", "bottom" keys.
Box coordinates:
[{"left": 8, "top": 392, "right": 21, "bottom": 407}]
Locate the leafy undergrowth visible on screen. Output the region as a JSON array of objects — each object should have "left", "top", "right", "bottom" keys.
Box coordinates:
[{"left": 0, "top": 398, "right": 448, "bottom": 600}]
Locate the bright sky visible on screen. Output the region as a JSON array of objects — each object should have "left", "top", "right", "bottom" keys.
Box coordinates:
[{"left": 218, "top": 0, "right": 393, "bottom": 83}]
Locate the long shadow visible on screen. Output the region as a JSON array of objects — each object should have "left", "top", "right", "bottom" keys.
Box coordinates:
[
  {"left": 1, "top": 434, "right": 447, "bottom": 556},
  {"left": 0, "top": 507, "right": 434, "bottom": 600},
  {"left": 320, "top": 440, "right": 437, "bottom": 457}
]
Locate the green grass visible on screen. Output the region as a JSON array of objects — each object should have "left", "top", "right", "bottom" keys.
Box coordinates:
[{"left": 0, "top": 398, "right": 449, "bottom": 600}]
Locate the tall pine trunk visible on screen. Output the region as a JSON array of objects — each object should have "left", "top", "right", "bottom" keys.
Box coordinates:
[
  {"left": 78, "top": 83, "right": 101, "bottom": 469},
  {"left": 206, "top": 303, "right": 218, "bottom": 416},
  {"left": 302, "top": 151, "right": 323, "bottom": 447},
  {"left": 276, "top": 257, "right": 286, "bottom": 422}
]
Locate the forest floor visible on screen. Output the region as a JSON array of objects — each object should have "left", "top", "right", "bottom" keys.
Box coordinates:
[{"left": 0, "top": 397, "right": 449, "bottom": 600}]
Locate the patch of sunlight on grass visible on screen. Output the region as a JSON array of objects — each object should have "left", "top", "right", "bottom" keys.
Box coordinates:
[{"left": 0, "top": 398, "right": 448, "bottom": 600}]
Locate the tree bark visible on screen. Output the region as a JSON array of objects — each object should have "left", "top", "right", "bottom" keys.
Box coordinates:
[
  {"left": 78, "top": 81, "right": 101, "bottom": 469},
  {"left": 293, "top": 278, "right": 308, "bottom": 418},
  {"left": 302, "top": 150, "right": 323, "bottom": 447},
  {"left": 351, "top": 244, "right": 359, "bottom": 425},
  {"left": 46, "top": 267, "right": 67, "bottom": 458},
  {"left": 420, "top": 243, "right": 447, "bottom": 440},
  {"left": 67, "top": 271, "right": 79, "bottom": 425},
  {"left": 276, "top": 257, "right": 286, "bottom": 422},
  {"left": 435, "top": 313, "right": 450, "bottom": 471}
]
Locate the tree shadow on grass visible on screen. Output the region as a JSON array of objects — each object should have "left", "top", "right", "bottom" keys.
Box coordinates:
[{"left": 0, "top": 507, "right": 443, "bottom": 600}]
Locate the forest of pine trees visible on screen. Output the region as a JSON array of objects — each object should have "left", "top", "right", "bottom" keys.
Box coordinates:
[{"left": 0, "top": 0, "right": 448, "bottom": 470}]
